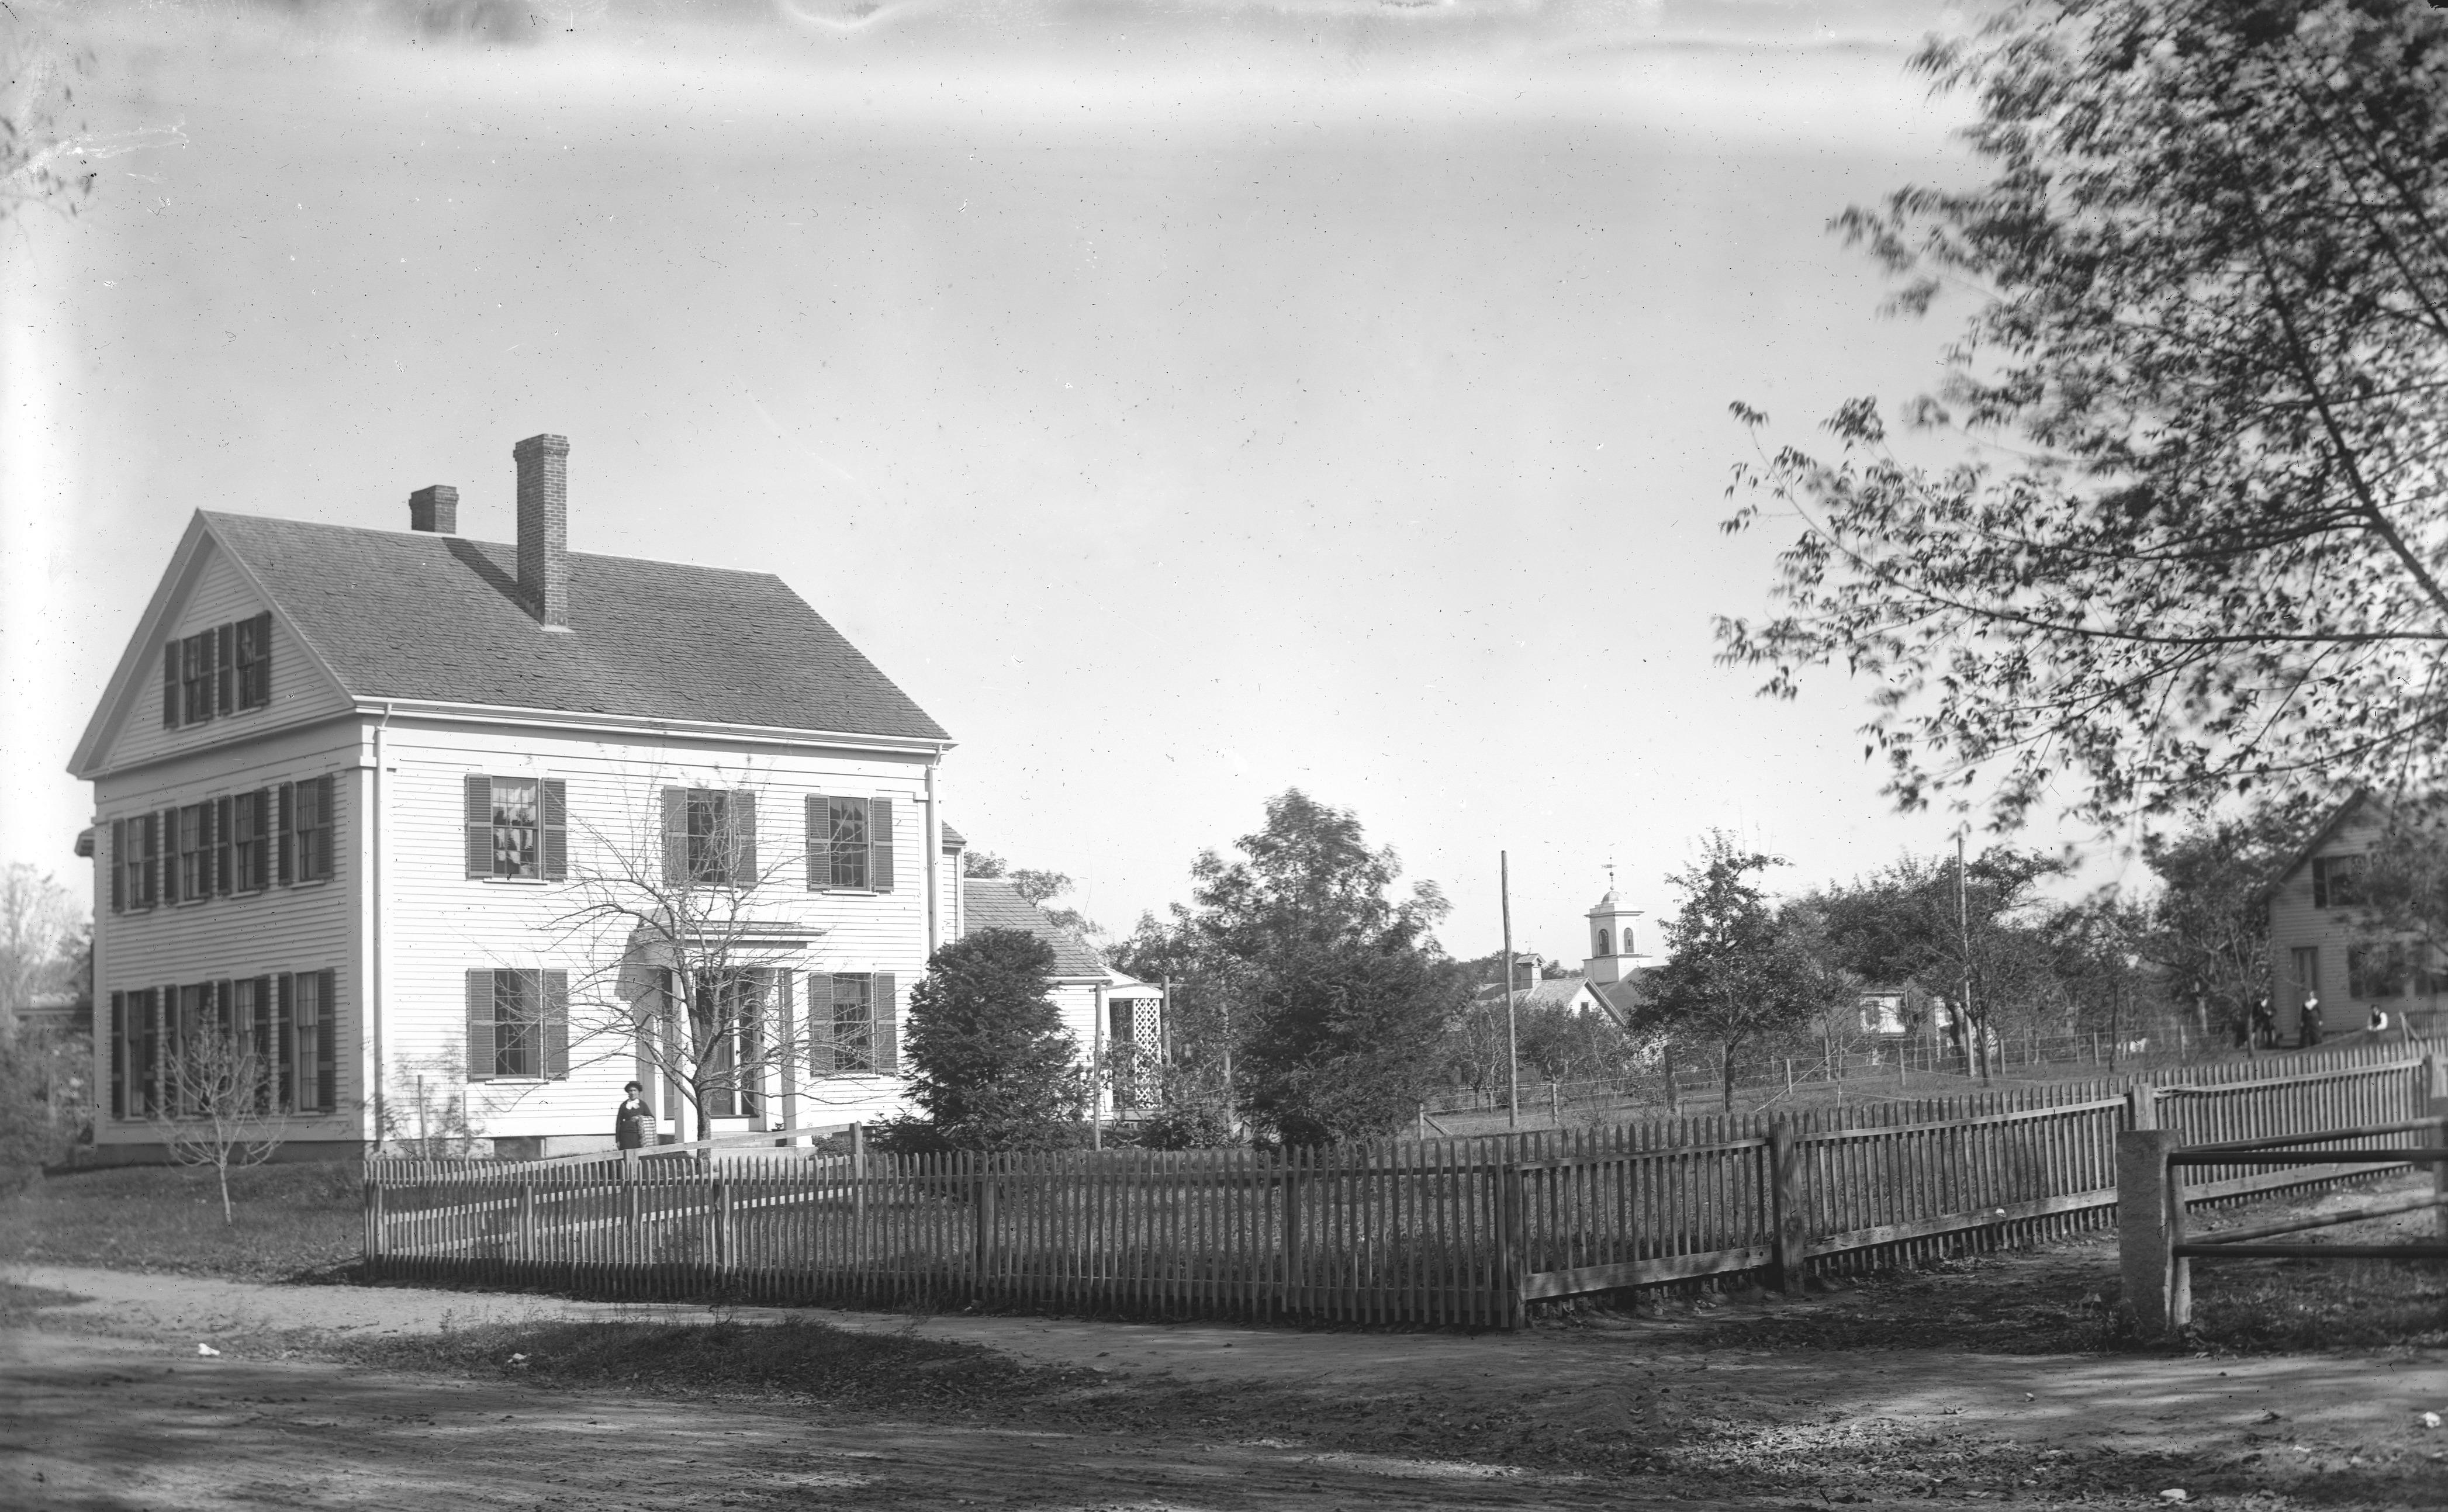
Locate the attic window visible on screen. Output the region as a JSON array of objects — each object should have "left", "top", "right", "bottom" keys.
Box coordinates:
[
  {"left": 161, "top": 612, "right": 272, "bottom": 729},
  {"left": 2312, "top": 854, "right": 2366, "bottom": 910}
]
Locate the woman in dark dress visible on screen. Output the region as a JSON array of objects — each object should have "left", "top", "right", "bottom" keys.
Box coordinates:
[{"left": 615, "top": 1081, "right": 651, "bottom": 1150}]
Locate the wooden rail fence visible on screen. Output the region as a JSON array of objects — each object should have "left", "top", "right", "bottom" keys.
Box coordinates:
[{"left": 364, "top": 1040, "right": 2444, "bottom": 1328}]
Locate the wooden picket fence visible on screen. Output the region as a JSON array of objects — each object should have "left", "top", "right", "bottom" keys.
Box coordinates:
[{"left": 362, "top": 1038, "right": 2444, "bottom": 1328}]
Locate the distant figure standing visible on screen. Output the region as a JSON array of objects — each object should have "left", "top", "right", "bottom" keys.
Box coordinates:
[
  {"left": 2301, "top": 994, "right": 2323, "bottom": 1047},
  {"left": 2251, "top": 996, "right": 2276, "bottom": 1049},
  {"left": 2367, "top": 1004, "right": 2391, "bottom": 1034},
  {"left": 616, "top": 1081, "right": 652, "bottom": 1151}
]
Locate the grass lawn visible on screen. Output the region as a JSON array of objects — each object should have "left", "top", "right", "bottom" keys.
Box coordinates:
[{"left": 0, "top": 1162, "right": 364, "bottom": 1282}]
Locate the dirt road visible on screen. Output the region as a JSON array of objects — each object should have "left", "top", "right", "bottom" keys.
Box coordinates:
[{"left": 5, "top": 1257, "right": 2444, "bottom": 1510}]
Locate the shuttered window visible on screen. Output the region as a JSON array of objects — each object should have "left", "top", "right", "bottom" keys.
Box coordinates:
[
  {"left": 665, "top": 787, "right": 755, "bottom": 886},
  {"left": 463, "top": 775, "right": 566, "bottom": 880},
  {"left": 466, "top": 968, "right": 570, "bottom": 1081},
  {"left": 809, "top": 971, "right": 898, "bottom": 1075},
  {"left": 292, "top": 775, "right": 334, "bottom": 883},
  {"left": 233, "top": 790, "right": 269, "bottom": 891},
  {"left": 234, "top": 611, "right": 272, "bottom": 708},
  {"left": 174, "top": 802, "right": 212, "bottom": 902},
  {"left": 2312, "top": 854, "right": 2366, "bottom": 909},
  {"left": 161, "top": 614, "right": 275, "bottom": 729},
  {"left": 181, "top": 630, "right": 216, "bottom": 725},
  {"left": 806, "top": 795, "right": 895, "bottom": 891},
  {"left": 287, "top": 970, "right": 336, "bottom": 1112}
]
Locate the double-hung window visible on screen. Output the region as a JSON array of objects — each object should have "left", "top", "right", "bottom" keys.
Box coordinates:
[
  {"left": 110, "top": 815, "right": 160, "bottom": 912},
  {"left": 807, "top": 971, "right": 898, "bottom": 1076},
  {"left": 464, "top": 968, "right": 569, "bottom": 1082},
  {"left": 174, "top": 802, "right": 212, "bottom": 902},
  {"left": 291, "top": 776, "right": 333, "bottom": 883},
  {"left": 2312, "top": 854, "right": 2366, "bottom": 909},
  {"left": 464, "top": 775, "right": 568, "bottom": 880},
  {"left": 180, "top": 632, "right": 217, "bottom": 725},
  {"left": 662, "top": 787, "right": 755, "bottom": 887},
  {"left": 161, "top": 613, "right": 273, "bottom": 729},
  {"left": 805, "top": 795, "right": 895, "bottom": 891}
]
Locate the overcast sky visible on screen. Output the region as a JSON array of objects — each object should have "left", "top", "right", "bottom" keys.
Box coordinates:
[{"left": 6, "top": 0, "right": 2121, "bottom": 963}]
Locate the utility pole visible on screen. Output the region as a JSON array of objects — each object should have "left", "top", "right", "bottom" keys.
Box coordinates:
[
  {"left": 1502, "top": 849, "right": 1519, "bottom": 1129},
  {"left": 1958, "top": 828, "right": 1985, "bottom": 1085}
]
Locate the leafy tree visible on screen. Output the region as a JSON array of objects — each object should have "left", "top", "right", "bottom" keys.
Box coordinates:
[
  {"left": 2137, "top": 804, "right": 2302, "bottom": 1045},
  {"left": 1803, "top": 846, "right": 2072, "bottom": 1077},
  {"left": 962, "top": 850, "right": 1008, "bottom": 878},
  {"left": 1719, "top": 0, "right": 2448, "bottom": 830},
  {"left": 1181, "top": 790, "right": 1459, "bottom": 1146},
  {"left": 1633, "top": 834, "right": 1852, "bottom": 1111},
  {"left": 897, "top": 928, "right": 1084, "bottom": 1151}
]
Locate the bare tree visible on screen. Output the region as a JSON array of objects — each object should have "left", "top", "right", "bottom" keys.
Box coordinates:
[
  {"left": 547, "top": 771, "right": 878, "bottom": 1146},
  {"left": 148, "top": 1022, "right": 291, "bottom": 1224}
]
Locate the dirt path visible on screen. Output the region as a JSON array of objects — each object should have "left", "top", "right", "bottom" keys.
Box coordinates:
[{"left": 7, "top": 1255, "right": 2445, "bottom": 1510}]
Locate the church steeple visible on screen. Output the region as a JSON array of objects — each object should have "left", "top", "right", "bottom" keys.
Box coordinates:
[{"left": 1583, "top": 868, "right": 1644, "bottom": 987}]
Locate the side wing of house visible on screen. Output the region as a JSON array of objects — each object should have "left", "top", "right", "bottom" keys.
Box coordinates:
[{"left": 81, "top": 522, "right": 366, "bottom": 1158}]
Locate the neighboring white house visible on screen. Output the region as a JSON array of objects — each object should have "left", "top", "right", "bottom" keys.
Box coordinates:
[
  {"left": 2266, "top": 791, "right": 2446, "bottom": 1043},
  {"left": 958, "top": 876, "right": 1164, "bottom": 1117},
  {"left": 71, "top": 435, "right": 961, "bottom": 1160}
]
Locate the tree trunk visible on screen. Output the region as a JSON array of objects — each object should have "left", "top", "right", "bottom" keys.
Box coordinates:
[
  {"left": 217, "top": 1158, "right": 234, "bottom": 1226},
  {"left": 1720, "top": 1043, "right": 1736, "bottom": 1113}
]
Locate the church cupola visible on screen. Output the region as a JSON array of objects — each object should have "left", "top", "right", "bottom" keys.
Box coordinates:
[{"left": 1583, "top": 881, "right": 1645, "bottom": 987}]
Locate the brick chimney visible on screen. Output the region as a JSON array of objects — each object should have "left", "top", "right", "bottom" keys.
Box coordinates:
[
  {"left": 512, "top": 433, "right": 570, "bottom": 631},
  {"left": 408, "top": 485, "right": 458, "bottom": 534}
]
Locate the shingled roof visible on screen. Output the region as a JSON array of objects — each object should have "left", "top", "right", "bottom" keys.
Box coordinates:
[
  {"left": 204, "top": 513, "right": 948, "bottom": 740},
  {"left": 963, "top": 878, "right": 1108, "bottom": 978}
]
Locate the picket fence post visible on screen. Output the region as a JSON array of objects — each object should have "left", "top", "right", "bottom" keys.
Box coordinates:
[
  {"left": 1768, "top": 1119, "right": 1807, "bottom": 1292},
  {"left": 2115, "top": 1128, "right": 2187, "bottom": 1334}
]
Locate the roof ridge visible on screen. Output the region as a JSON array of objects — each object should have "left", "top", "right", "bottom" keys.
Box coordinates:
[{"left": 203, "top": 510, "right": 791, "bottom": 584}]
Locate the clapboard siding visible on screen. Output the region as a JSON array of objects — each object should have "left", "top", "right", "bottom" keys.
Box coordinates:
[
  {"left": 101, "top": 539, "right": 353, "bottom": 775},
  {"left": 2267, "top": 803, "right": 2445, "bottom": 1037},
  {"left": 92, "top": 719, "right": 365, "bottom": 1147},
  {"left": 380, "top": 718, "right": 938, "bottom": 1143}
]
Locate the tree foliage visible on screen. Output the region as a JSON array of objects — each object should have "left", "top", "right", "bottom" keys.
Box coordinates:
[
  {"left": 148, "top": 1023, "right": 292, "bottom": 1224},
  {"left": 1633, "top": 833, "right": 1855, "bottom": 1109},
  {"left": 0, "top": 863, "right": 83, "bottom": 1043},
  {"left": 1719, "top": 0, "right": 2448, "bottom": 829},
  {"left": 2136, "top": 804, "right": 2304, "bottom": 1040},
  {"left": 1175, "top": 790, "right": 1460, "bottom": 1146},
  {"left": 898, "top": 928, "right": 1084, "bottom": 1151}
]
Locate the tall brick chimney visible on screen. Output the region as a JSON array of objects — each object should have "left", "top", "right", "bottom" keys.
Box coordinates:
[
  {"left": 512, "top": 433, "right": 570, "bottom": 631},
  {"left": 408, "top": 485, "right": 458, "bottom": 534}
]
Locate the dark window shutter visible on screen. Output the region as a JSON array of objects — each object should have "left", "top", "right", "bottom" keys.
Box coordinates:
[
  {"left": 315, "top": 968, "right": 337, "bottom": 1110},
  {"left": 731, "top": 790, "right": 758, "bottom": 885},
  {"left": 464, "top": 774, "right": 493, "bottom": 878},
  {"left": 162, "top": 643, "right": 179, "bottom": 727},
  {"left": 215, "top": 796, "right": 234, "bottom": 895},
  {"left": 110, "top": 821, "right": 125, "bottom": 913},
  {"left": 109, "top": 992, "right": 125, "bottom": 1120},
  {"left": 661, "top": 787, "right": 687, "bottom": 885},
  {"left": 274, "top": 974, "right": 293, "bottom": 1110},
  {"left": 773, "top": 969, "right": 796, "bottom": 1103},
  {"left": 465, "top": 970, "right": 496, "bottom": 1081},
  {"left": 805, "top": 794, "right": 829, "bottom": 890},
  {"left": 873, "top": 972, "right": 898, "bottom": 1074},
  {"left": 541, "top": 779, "right": 567, "bottom": 880},
  {"left": 542, "top": 970, "right": 569, "bottom": 1079},
  {"left": 276, "top": 783, "right": 294, "bottom": 885},
  {"left": 314, "top": 776, "right": 336, "bottom": 881},
  {"left": 251, "top": 790, "right": 272, "bottom": 890},
  {"left": 216, "top": 622, "right": 235, "bottom": 712},
  {"left": 806, "top": 971, "right": 836, "bottom": 1075},
  {"left": 869, "top": 797, "right": 895, "bottom": 892},
  {"left": 253, "top": 975, "right": 274, "bottom": 1068},
  {"left": 142, "top": 814, "right": 159, "bottom": 906},
  {"left": 160, "top": 808, "right": 180, "bottom": 905}
]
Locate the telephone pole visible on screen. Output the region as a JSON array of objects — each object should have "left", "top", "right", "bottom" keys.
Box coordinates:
[{"left": 1502, "top": 849, "right": 1519, "bottom": 1129}]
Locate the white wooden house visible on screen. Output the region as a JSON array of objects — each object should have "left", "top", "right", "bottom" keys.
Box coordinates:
[
  {"left": 2266, "top": 791, "right": 2446, "bottom": 1042},
  {"left": 70, "top": 435, "right": 960, "bottom": 1159}
]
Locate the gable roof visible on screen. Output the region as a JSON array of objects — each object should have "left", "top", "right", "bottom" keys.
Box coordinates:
[
  {"left": 963, "top": 877, "right": 1108, "bottom": 978},
  {"left": 2273, "top": 790, "right": 2382, "bottom": 887},
  {"left": 98, "top": 513, "right": 950, "bottom": 757}
]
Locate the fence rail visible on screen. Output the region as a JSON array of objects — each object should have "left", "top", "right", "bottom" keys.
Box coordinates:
[{"left": 365, "top": 1038, "right": 2446, "bottom": 1328}]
